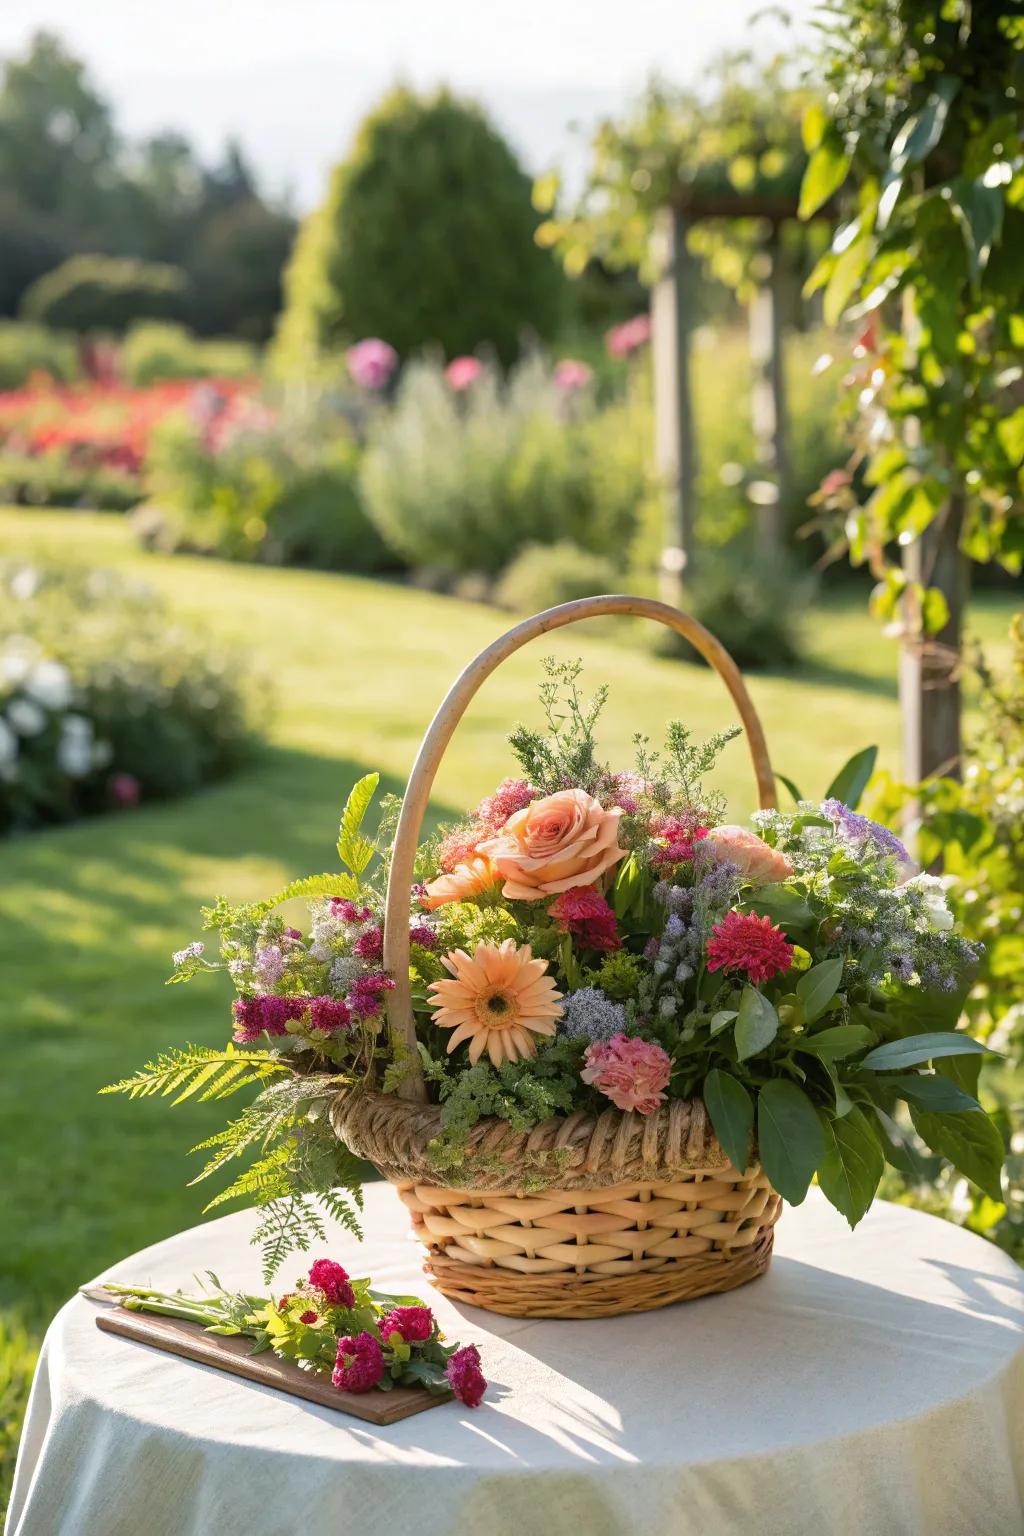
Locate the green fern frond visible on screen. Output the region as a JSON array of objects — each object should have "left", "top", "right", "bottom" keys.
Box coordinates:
[
  {"left": 337, "top": 772, "right": 380, "bottom": 876},
  {"left": 100, "top": 1044, "right": 290, "bottom": 1104},
  {"left": 260, "top": 872, "right": 361, "bottom": 909}
]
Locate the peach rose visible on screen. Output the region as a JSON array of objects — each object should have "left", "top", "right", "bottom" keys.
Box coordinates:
[
  {"left": 421, "top": 855, "right": 499, "bottom": 911},
  {"left": 477, "top": 788, "right": 626, "bottom": 901},
  {"left": 703, "top": 824, "right": 794, "bottom": 884}
]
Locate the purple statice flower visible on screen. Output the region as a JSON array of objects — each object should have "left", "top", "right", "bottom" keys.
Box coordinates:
[
  {"left": 172, "top": 941, "right": 204, "bottom": 966},
  {"left": 822, "top": 799, "right": 908, "bottom": 861},
  {"left": 347, "top": 972, "right": 395, "bottom": 1020},
  {"left": 560, "top": 988, "right": 627, "bottom": 1044},
  {"left": 253, "top": 943, "right": 286, "bottom": 988}
]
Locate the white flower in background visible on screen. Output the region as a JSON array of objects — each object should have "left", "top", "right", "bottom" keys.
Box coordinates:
[
  {"left": 9, "top": 565, "right": 40, "bottom": 601},
  {"left": 25, "top": 659, "right": 73, "bottom": 712},
  {"left": 0, "top": 717, "right": 18, "bottom": 768},
  {"left": 904, "top": 872, "right": 955, "bottom": 932},
  {"left": 0, "top": 638, "right": 40, "bottom": 688},
  {"left": 6, "top": 697, "right": 46, "bottom": 736},
  {"left": 57, "top": 714, "right": 94, "bottom": 777}
]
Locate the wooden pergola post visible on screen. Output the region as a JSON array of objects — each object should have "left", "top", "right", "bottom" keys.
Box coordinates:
[
  {"left": 899, "top": 493, "right": 968, "bottom": 784},
  {"left": 748, "top": 225, "right": 790, "bottom": 557},
  {"left": 651, "top": 204, "right": 698, "bottom": 606}
]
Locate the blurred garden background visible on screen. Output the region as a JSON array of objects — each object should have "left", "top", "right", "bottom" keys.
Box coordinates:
[{"left": 1, "top": 0, "right": 1022, "bottom": 1514}]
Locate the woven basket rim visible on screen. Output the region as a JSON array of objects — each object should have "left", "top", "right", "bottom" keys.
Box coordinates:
[{"left": 330, "top": 1085, "right": 743, "bottom": 1193}]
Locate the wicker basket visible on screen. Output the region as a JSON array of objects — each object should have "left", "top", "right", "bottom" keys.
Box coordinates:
[{"left": 333, "top": 594, "right": 782, "bottom": 1318}]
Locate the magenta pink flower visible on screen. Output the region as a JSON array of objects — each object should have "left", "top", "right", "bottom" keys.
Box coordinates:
[
  {"left": 605, "top": 314, "right": 652, "bottom": 358},
  {"left": 408, "top": 923, "right": 438, "bottom": 950},
  {"left": 445, "top": 355, "right": 483, "bottom": 391},
  {"left": 299, "top": 1309, "right": 319, "bottom": 1325},
  {"left": 548, "top": 886, "right": 620, "bottom": 951},
  {"left": 347, "top": 972, "right": 395, "bottom": 1019},
  {"left": 446, "top": 1343, "right": 487, "bottom": 1407},
  {"left": 554, "top": 358, "right": 593, "bottom": 391},
  {"left": 581, "top": 1033, "right": 671, "bottom": 1115},
  {"left": 474, "top": 778, "right": 536, "bottom": 831},
  {"left": 330, "top": 899, "right": 373, "bottom": 923},
  {"left": 332, "top": 1331, "right": 384, "bottom": 1393},
  {"left": 308, "top": 1259, "right": 355, "bottom": 1309},
  {"left": 347, "top": 338, "right": 398, "bottom": 391},
  {"left": 379, "top": 1305, "right": 434, "bottom": 1343},
  {"left": 109, "top": 772, "right": 141, "bottom": 807},
  {"left": 651, "top": 813, "right": 709, "bottom": 869},
  {"left": 232, "top": 994, "right": 352, "bottom": 1043},
  {"left": 354, "top": 925, "right": 384, "bottom": 961},
  {"left": 705, "top": 910, "right": 793, "bottom": 985}
]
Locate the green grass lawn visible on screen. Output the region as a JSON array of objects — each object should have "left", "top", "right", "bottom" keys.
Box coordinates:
[{"left": 0, "top": 506, "right": 1019, "bottom": 1509}]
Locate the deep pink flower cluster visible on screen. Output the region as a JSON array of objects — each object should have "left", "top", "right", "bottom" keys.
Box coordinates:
[
  {"left": 299, "top": 1309, "right": 319, "bottom": 1325},
  {"left": 330, "top": 899, "right": 373, "bottom": 923},
  {"left": 548, "top": 886, "right": 620, "bottom": 951},
  {"left": 581, "top": 1033, "right": 672, "bottom": 1115},
  {"left": 651, "top": 814, "right": 709, "bottom": 869},
  {"left": 354, "top": 925, "right": 384, "bottom": 961},
  {"left": 446, "top": 1344, "right": 487, "bottom": 1407},
  {"left": 438, "top": 823, "right": 485, "bottom": 873},
  {"left": 605, "top": 314, "right": 652, "bottom": 357},
  {"left": 408, "top": 924, "right": 438, "bottom": 950},
  {"left": 475, "top": 777, "right": 536, "bottom": 831},
  {"left": 232, "top": 994, "right": 351, "bottom": 1043},
  {"left": 705, "top": 910, "right": 794, "bottom": 985},
  {"left": 308, "top": 1259, "right": 356, "bottom": 1309},
  {"left": 332, "top": 1331, "right": 384, "bottom": 1393},
  {"left": 379, "top": 1305, "right": 434, "bottom": 1343},
  {"left": 347, "top": 972, "right": 395, "bottom": 1019}
]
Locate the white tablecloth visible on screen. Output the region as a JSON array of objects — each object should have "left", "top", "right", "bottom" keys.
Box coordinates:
[{"left": 9, "top": 1184, "right": 1024, "bottom": 1536}]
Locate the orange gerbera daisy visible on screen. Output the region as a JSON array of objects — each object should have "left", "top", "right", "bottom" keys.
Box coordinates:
[{"left": 427, "top": 939, "right": 563, "bottom": 1068}]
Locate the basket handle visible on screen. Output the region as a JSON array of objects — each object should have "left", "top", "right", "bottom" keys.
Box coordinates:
[{"left": 383, "top": 594, "right": 776, "bottom": 1101}]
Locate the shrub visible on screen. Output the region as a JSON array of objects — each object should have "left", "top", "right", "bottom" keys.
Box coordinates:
[
  {"left": 120, "top": 323, "right": 258, "bottom": 387},
  {"left": 495, "top": 541, "right": 619, "bottom": 612},
  {"left": 0, "top": 560, "right": 257, "bottom": 834},
  {"left": 0, "top": 450, "right": 140, "bottom": 511},
  {"left": 360, "top": 356, "right": 647, "bottom": 577},
  {"left": 141, "top": 391, "right": 393, "bottom": 571},
  {"left": 273, "top": 86, "right": 564, "bottom": 371},
  {"left": 186, "top": 200, "right": 295, "bottom": 343},
  {"left": 654, "top": 552, "right": 808, "bottom": 670},
  {"left": 20, "top": 255, "right": 189, "bottom": 334},
  {"left": 0, "top": 320, "right": 79, "bottom": 389}
]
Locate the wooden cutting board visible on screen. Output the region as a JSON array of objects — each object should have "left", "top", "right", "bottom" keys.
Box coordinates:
[{"left": 83, "top": 1290, "right": 452, "bottom": 1425}]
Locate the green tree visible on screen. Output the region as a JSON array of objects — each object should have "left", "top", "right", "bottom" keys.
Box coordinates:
[
  {"left": 20, "top": 254, "right": 189, "bottom": 333},
  {"left": 274, "top": 86, "right": 565, "bottom": 369}
]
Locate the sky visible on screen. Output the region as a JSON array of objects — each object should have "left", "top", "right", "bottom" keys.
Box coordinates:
[{"left": 0, "top": 0, "right": 816, "bottom": 210}]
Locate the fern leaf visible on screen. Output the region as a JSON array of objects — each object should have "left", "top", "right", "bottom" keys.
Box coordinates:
[
  {"left": 261, "top": 872, "right": 360, "bottom": 908},
  {"left": 336, "top": 772, "right": 379, "bottom": 876},
  {"left": 101, "top": 1045, "right": 289, "bottom": 1103}
]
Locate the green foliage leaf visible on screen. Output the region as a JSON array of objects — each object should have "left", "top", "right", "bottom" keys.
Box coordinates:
[
  {"left": 796, "top": 1023, "right": 875, "bottom": 1061},
  {"left": 775, "top": 772, "right": 804, "bottom": 806},
  {"left": 889, "top": 1073, "right": 981, "bottom": 1114},
  {"left": 101, "top": 1044, "right": 289, "bottom": 1104},
  {"left": 949, "top": 177, "right": 1004, "bottom": 279},
  {"left": 889, "top": 77, "right": 959, "bottom": 172},
  {"left": 799, "top": 136, "right": 850, "bottom": 218},
  {"left": 817, "top": 1105, "right": 884, "bottom": 1227},
  {"left": 861, "top": 1032, "right": 993, "bottom": 1071},
  {"left": 795, "top": 957, "right": 845, "bottom": 1023},
  {"left": 262, "top": 872, "right": 360, "bottom": 908},
  {"left": 703, "top": 1069, "right": 754, "bottom": 1174},
  {"left": 909, "top": 1107, "right": 1004, "bottom": 1201},
  {"left": 735, "top": 985, "right": 779, "bottom": 1061},
  {"left": 757, "top": 1080, "right": 825, "bottom": 1205},
  {"left": 824, "top": 746, "right": 878, "bottom": 810},
  {"left": 337, "top": 772, "right": 380, "bottom": 875}
]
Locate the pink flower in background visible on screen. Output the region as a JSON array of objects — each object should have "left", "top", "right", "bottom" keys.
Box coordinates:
[
  {"left": 379, "top": 1305, "right": 434, "bottom": 1343},
  {"left": 605, "top": 314, "right": 652, "bottom": 358},
  {"left": 554, "top": 358, "right": 593, "bottom": 391},
  {"left": 446, "top": 1343, "right": 487, "bottom": 1407},
  {"left": 702, "top": 825, "right": 794, "bottom": 884},
  {"left": 705, "top": 910, "right": 794, "bottom": 985},
  {"left": 445, "top": 355, "right": 483, "bottom": 391},
  {"left": 308, "top": 1259, "right": 356, "bottom": 1309},
  {"left": 332, "top": 1331, "right": 384, "bottom": 1393},
  {"left": 347, "top": 338, "right": 398, "bottom": 391},
  {"left": 581, "top": 1033, "right": 671, "bottom": 1114},
  {"left": 110, "top": 772, "right": 141, "bottom": 808}
]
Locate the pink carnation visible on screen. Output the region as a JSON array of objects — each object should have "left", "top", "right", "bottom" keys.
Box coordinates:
[
  {"left": 705, "top": 909, "right": 793, "bottom": 985},
  {"left": 347, "top": 338, "right": 398, "bottom": 391},
  {"left": 474, "top": 778, "right": 535, "bottom": 831},
  {"left": 548, "top": 886, "right": 620, "bottom": 951},
  {"left": 446, "top": 1343, "right": 487, "bottom": 1407},
  {"left": 308, "top": 1259, "right": 355, "bottom": 1309},
  {"left": 445, "top": 355, "right": 483, "bottom": 391},
  {"left": 581, "top": 1033, "right": 672, "bottom": 1115},
  {"left": 554, "top": 358, "right": 593, "bottom": 391},
  {"left": 379, "top": 1305, "right": 434, "bottom": 1343},
  {"left": 332, "top": 1331, "right": 384, "bottom": 1393}
]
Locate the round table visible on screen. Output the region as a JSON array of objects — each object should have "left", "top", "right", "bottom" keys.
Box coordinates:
[{"left": 9, "top": 1184, "right": 1024, "bottom": 1536}]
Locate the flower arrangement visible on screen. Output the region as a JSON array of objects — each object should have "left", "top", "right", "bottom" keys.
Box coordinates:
[
  {"left": 99, "top": 1256, "right": 486, "bottom": 1405},
  {"left": 107, "top": 658, "right": 1003, "bottom": 1282}
]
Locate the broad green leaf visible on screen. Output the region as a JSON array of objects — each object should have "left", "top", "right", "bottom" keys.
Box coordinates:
[
  {"left": 870, "top": 1106, "right": 932, "bottom": 1178},
  {"left": 735, "top": 986, "right": 779, "bottom": 1062},
  {"left": 796, "top": 957, "right": 845, "bottom": 1023},
  {"left": 817, "top": 1106, "right": 884, "bottom": 1227},
  {"left": 823, "top": 234, "right": 872, "bottom": 326},
  {"left": 997, "top": 407, "right": 1024, "bottom": 467},
  {"left": 889, "top": 77, "right": 960, "bottom": 172},
  {"left": 337, "top": 773, "right": 380, "bottom": 875},
  {"left": 710, "top": 1009, "right": 737, "bottom": 1036},
  {"left": 937, "top": 1050, "right": 983, "bottom": 1099},
  {"left": 824, "top": 745, "right": 878, "bottom": 810},
  {"left": 703, "top": 1070, "right": 754, "bottom": 1173},
  {"left": 949, "top": 177, "right": 1004, "bottom": 280},
  {"left": 799, "top": 137, "right": 851, "bottom": 218},
  {"left": 775, "top": 772, "right": 804, "bottom": 806},
  {"left": 757, "top": 1080, "right": 825, "bottom": 1205},
  {"left": 743, "top": 885, "right": 814, "bottom": 933},
  {"left": 796, "top": 1023, "right": 875, "bottom": 1062},
  {"left": 890, "top": 1073, "right": 981, "bottom": 1114},
  {"left": 613, "top": 852, "right": 642, "bottom": 918},
  {"left": 801, "top": 101, "right": 827, "bottom": 154},
  {"left": 862, "top": 1032, "right": 994, "bottom": 1072},
  {"left": 910, "top": 1107, "right": 1004, "bottom": 1202}
]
